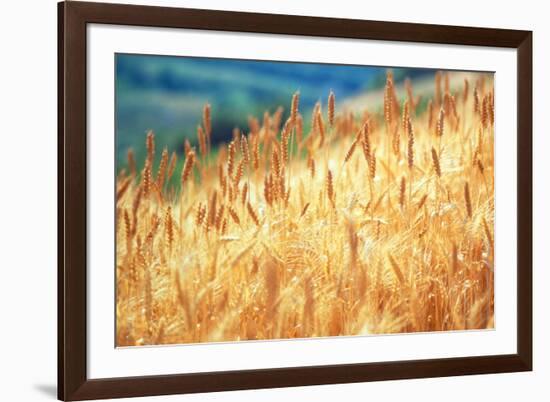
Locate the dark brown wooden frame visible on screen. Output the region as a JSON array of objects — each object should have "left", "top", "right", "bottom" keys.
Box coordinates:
[{"left": 58, "top": 1, "right": 532, "bottom": 400}]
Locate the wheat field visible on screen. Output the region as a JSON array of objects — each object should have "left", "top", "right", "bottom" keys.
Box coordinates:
[{"left": 116, "top": 71, "right": 494, "bottom": 347}]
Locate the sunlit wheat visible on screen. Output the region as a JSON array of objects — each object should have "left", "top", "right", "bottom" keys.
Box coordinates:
[{"left": 116, "top": 71, "right": 495, "bottom": 346}]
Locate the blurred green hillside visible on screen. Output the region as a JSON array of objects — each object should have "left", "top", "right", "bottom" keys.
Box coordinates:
[{"left": 115, "top": 54, "right": 429, "bottom": 169}]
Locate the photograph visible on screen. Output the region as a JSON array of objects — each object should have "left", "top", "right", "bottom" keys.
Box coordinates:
[
  {"left": 0, "top": 0, "right": 540, "bottom": 399},
  {"left": 114, "top": 54, "right": 495, "bottom": 347}
]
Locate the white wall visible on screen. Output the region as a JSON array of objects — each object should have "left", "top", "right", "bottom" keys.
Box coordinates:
[{"left": 0, "top": 0, "right": 546, "bottom": 401}]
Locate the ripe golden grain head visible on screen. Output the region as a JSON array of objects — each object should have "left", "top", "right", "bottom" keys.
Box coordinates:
[
  {"left": 252, "top": 133, "right": 260, "bottom": 171},
  {"left": 181, "top": 150, "right": 196, "bottom": 188},
  {"left": 427, "top": 100, "right": 434, "bottom": 130},
  {"left": 369, "top": 152, "right": 377, "bottom": 179},
  {"left": 233, "top": 159, "right": 244, "bottom": 186},
  {"left": 307, "top": 156, "right": 315, "bottom": 178},
  {"left": 328, "top": 90, "right": 335, "bottom": 127},
  {"left": 196, "top": 202, "right": 206, "bottom": 226},
  {"left": 228, "top": 205, "right": 240, "bottom": 225},
  {"left": 246, "top": 201, "right": 260, "bottom": 226},
  {"left": 344, "top": 136, "right": 359, "bottom": 163},
  {"left": 127, "top": 148, "right": 136, "bottom": 177},
  {"left": 407, "top": 116, "right": 415, "bottom": 169},
  {"left": 384, "top": 71, "right": 394, "bottom": 128},
  {"left": 326, "top": 169, "right": 335, "bottom": 207},
  {"left": 167, "top": 151, "right": 177, "bottom": 181},
  {"left": 431, "top": 147, "right": 441, "bottom": 178},
  {"left": 290, "top": 91, "right": 300, "bottom": 125},
  {"left": 316, "top": 109, "right": 325, "bottom": 148},
  {"left": 164, "top": 206, "right": 174, "bottom": 250},
  {"left": 474, "top": 86, "right": 480, "bottom": 115},
  {"left": 227, "top": 141, "right": 236, "bottom": 177},
  {"left": 197, "top": 126, "right": 207, "bottom": 157},
  {"left": 399, "top": 176, "right": 406, "bottom": 210},
  {"left": 463, "top": 78, "right": 470, "bottom": 104},
  {"left": 435, "top": 71, "right": 442, "bottom": 105},
  {"left": 156, "top": 148, "right": 169, "bottom": 190},
  {"left": 241, "top": 182, "right": 248, "bottom": 206},
  {"left": 401, "top": 100, "right": 410, "bottom": 133},
  {"left": 141, "top": 161, "right": 152, "bottom": 198},
  {"left": 436, "top": 108, "right": 445, "bottom": 137},
  {"left": 241, "top": 133, "right": 250, "bottom": 167},
  {"left": 203, "top": 103, "right": 211, "bottom": 137},
  {"left": 146, "top": 130, "right": 155, "bottom": 165}
]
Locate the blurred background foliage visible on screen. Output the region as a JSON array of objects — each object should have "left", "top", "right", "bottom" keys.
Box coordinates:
[{"left": 115, "top": 54, "right": 430, "bottom": 170}]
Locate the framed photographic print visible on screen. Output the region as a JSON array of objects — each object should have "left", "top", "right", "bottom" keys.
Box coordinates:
[{"left": 58, "top": 1, "right": 532, "bottom": 400}]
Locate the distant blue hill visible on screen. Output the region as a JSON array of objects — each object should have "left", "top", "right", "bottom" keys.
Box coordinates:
[{"left": 115, "top": 54, "right": 430, "bottom": 165}]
